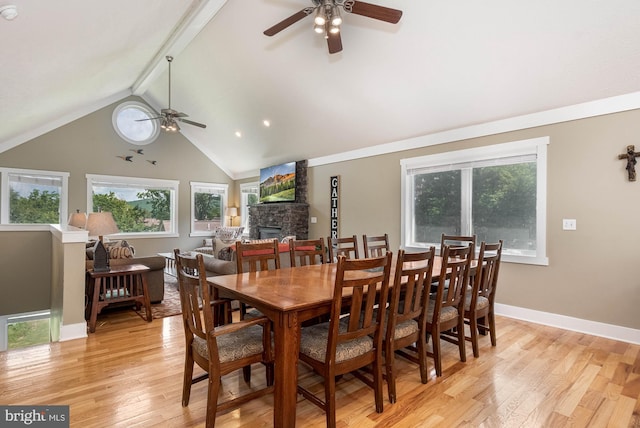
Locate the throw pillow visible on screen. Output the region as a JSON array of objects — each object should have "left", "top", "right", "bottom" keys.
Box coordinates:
[
  {"left": 109, "top": 246, "right": 134, "bottom": 259},
  {"left": 217, "top": 246, "right": 233, "bottom": 261},
  {"left": 281, "top": 235, "right": 296, "bottom": 243}
]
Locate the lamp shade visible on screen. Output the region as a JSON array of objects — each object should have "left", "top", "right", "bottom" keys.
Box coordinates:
[
  {"left": 226, "top": 207, "right": 238, "bottom": 217},
  {"left": 86, "top": 212, "right": 119, "bottom": 240},
  {"left": 68, "top": 210, "right": 87, "bottom": 228}
]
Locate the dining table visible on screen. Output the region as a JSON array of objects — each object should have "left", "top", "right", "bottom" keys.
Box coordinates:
[{"left": 206, "top": 255, "right": 470, "bottom": 427}]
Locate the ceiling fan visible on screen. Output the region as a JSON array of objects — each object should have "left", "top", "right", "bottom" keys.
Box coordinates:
[
  {"left": 264, "top": 0, "right": 402, "bottom": 54},
  {"left": 138, "top": 56, "right": 206, "bottom": 132}
]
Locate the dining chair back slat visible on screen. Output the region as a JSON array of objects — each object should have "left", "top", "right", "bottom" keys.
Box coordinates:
[
  {"left": 289, "top": 238, "right": 326, "bottom": 267},
  {"left": 363, "top": 233, "right": 390, "bottom": 258},
  {"left": 236, "top": 239, "right": 281, "bottom": 273},
  {"left": 440, "top": 233, "right": 477, "bottom": 259},
  {"left": 327, "top": 235, "right": 360, "bottom": 262}
]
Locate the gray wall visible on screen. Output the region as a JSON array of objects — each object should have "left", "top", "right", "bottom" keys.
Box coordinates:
[
  {"left": 307, "top": 109, "right": 640, "bottom": 330},
  {"left": 0, "top": 96, "right": 233, "bottom": 315}
]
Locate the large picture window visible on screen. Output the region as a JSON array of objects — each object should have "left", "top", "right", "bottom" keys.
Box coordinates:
[
  {"left": 401, "top": 137, "right": 548, "bottom": 265},
  {"left": 1, "top": 167, "right": 69, "bottom": 227},
  {"left": 87, "top": 174, "right": 178, "bottom": 238},
  {"left": 190, "top": 182, "right": 228, "bottom": 236}
]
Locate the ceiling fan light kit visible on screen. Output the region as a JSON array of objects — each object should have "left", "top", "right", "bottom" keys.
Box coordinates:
[{"left": 264, "top": 0, "right": 402, "bottom": 54}]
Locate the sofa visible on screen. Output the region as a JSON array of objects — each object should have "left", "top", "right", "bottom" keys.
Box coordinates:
[
  {"left": 193, "top": 238, "right": 293, "bottom": 277},
  {"left": 85, "top": 240, "right": 166, "bottom": 303}
]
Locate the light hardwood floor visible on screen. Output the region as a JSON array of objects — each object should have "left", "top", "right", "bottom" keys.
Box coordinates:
[{"left": 1, "top": 308, "right": 639, "bottom": 427}]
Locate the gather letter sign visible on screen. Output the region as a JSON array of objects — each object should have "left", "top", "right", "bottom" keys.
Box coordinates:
[{"left": 330, "top": 176, "right": 339, "bottom": 239}]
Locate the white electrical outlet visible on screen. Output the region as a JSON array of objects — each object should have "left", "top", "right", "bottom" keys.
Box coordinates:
[{"left": 562, "top": 219, "right": 577, "bottom": 230}]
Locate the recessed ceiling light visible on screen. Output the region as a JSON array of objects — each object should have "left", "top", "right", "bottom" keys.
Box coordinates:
[
  {"left": 0, "top": 5, "right": 18, "bottom": 20},
  {"left": 235, "top": 131, "right": 242, "bottom": 138},
  {"left": 263, "top": 120, "right": 271, "bottom": 127}
]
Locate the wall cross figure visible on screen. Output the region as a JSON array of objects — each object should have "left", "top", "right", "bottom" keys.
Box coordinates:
[{"left": 618, "top": 145, "right": 640, "bottom": 181}]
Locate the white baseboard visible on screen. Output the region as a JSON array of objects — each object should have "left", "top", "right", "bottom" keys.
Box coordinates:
[
  {"left": 495, "top": 303, "right": 640, "bottom": 345},
  {"left": 59, "top": 323, "right": 88, "bottom": 342}
]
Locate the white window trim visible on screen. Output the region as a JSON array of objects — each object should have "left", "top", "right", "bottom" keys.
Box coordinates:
[
  {"left": 240, "top": 182, "right": 259, "bottom": 237},
  {"left": 400, "top": 136, "right": 549, "bottom": 266},
  {"left": 190, "top": 181, "right": 229, "bottom": 237},
  {"left": 0, "top": 167, "right": 69, "bottom": 230},
  {"left": 86, "top": 174, "right": 179, "bottom": 239},
  {"left": 112, "top": 101, "right": 160, "bottom": 145},
  {"left": 0, "top": 310, "right": 51, "bottom": 352}
]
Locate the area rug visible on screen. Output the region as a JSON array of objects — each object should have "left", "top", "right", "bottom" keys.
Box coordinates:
[{"left": 135, "top": 273, "right": 182, "bottom": 320}]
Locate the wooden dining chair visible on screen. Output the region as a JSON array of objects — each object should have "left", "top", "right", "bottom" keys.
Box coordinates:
[
  {"left": 235, "top": 239, "right": 281, "bottom": 319},
  {"left": 297, "top": 253, "right": 392, "bottom": 428},
  {"left": 173, "top": 249, "right": 274, "bottom": 428},
  {"left": 464, "top": 240, "right": 503, "bottom": 357},
  {"left": 384, "top": 247, "right": 436, "bottom": 403},
  {"left": 327, "top": 235, "right": 359, "bottom": 262},
  {"left": 427, "top": 245, "right": 472, "bottom": 376},
  {"left": 363, "top": 233, "right": 390, "bottom": 257},
  {"left": 440, "top": 233, "right": 477, "bottom": 259},
  {"left": 289, "top": 237, "right": 326, "bottom": 267}
]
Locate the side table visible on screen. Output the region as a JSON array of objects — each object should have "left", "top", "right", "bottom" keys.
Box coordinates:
[
  {"left": 86, "top": 264, "right": 152, "bottom": 333},
  {"left": 157, "top": 252, "right": 176, "bottom": 277}
]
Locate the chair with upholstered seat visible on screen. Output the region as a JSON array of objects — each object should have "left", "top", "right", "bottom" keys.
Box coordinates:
[
  {"left": 289, "top": 237, "right": 327, "bottom": 266},
  {"left": 327, "top": 235, "right": 360, "bottom": 262},
  {"left": 383, "top": 247, "right": 436, "bottom": 403},
  {"left": 440, "top": 233, "right": 477, "bottom": 259},
  {"left": 174, "top": 249, "right": 274, "bottom": 428},
  {"left": 297, "top": 253, "right": 392, "bottom": 428},
  {"left": 427, "top": 245, "right": 472, "bottom": 376},
  {"left": 363, "top": 233, "right": 390, "bottom": 257},
  {"left": 464, "top": 240, "right": 503, "bottom": 357}
]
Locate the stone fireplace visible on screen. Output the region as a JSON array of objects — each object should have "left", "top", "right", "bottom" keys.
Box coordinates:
[{"left": 249, "top": 160, "right": 309, "bottom": 241}]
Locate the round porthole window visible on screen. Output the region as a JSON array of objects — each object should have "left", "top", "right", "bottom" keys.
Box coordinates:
[{"left": 112, "top": 101, "right": 160, "bottom": 145}]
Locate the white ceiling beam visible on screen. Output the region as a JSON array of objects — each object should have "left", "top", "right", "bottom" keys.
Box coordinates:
[{"left": 131, "top": 0, "right": 227, "bottom": 96}]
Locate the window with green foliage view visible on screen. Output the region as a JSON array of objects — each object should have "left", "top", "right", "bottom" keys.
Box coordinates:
[
  {"left": 1, "top": 168, "right": 69, "bottom": 225},
  {"left": 87, "top": 174, "right": 178, "bottom": 237},
  {"left": 401, "top": 137, "right": 548, "bottom": 265}
]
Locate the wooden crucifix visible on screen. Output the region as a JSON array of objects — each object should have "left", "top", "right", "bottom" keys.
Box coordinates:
[{"left": 618, "top": 145, "right": 640, "bottom": 181}]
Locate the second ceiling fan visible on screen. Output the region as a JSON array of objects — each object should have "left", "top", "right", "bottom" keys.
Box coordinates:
[{"left": 264, "top": 0, "right": 403, "bottom": 54}]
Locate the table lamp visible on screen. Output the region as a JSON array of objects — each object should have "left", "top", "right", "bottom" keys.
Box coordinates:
[
  {"left": 227, "top": 206, "right": 238, "bottom": 226},
  {"left": 68, "top": 209, "right": 87, "bottom": 228},
  {"left": 86, "top": 211, "right": 119, "bottom": 272}
]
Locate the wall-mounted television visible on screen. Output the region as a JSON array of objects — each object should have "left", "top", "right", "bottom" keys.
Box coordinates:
[{"left": 259, "top": 161, "right": 296, "bottom": 203}]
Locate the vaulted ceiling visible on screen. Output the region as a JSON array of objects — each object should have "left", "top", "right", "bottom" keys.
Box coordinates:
[{"left": 2, "top": 0, "right": 640, "bottom": 179}]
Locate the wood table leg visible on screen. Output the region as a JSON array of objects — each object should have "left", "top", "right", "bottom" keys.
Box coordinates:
[
  {"left": 273, "top": 311, "right": 300, "bottom": 427},
  {"left": 139, "top": 272, "right": 152, "bottom": 323},
  {"left": 89, "top": 278, "right": 101, "bottom": 333}
]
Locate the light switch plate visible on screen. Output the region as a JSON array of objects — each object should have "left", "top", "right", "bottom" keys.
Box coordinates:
[{"left": 562, "top": 219, "right": 577, "bottom": 230}]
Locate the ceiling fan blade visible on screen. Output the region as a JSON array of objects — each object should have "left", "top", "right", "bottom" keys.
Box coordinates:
[
  {"left": 347, "top": 1, "right": 402, "bottom": 24},
  {"left": 327, "top": 31, "right": 343, "bottom": 54},
  {"left": 264, "top": 7, "right": 315, "bottom": 36},
  {"left": 135, "top": 116, "right": 163, "bottom": 122},
  {"left": 177, "top": 118, "right": 207, "bottom": 129}
]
